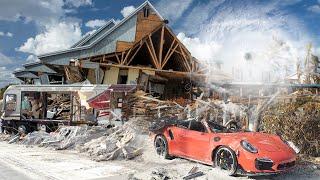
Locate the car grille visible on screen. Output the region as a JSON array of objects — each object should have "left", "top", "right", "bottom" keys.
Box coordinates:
[
  {"left": 277, "top": 161, "right": 295, "bottom": 170},
  {"left": 255, "top": 158, "right": 274, "bottom": 170}
]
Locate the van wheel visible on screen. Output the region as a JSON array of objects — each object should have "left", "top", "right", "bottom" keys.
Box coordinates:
[
  {"left": 154, "top": 135, "right": 172, "bottom": 159},
  {"left": 214, "top": 146, "right": 238, "bottom": 176}
]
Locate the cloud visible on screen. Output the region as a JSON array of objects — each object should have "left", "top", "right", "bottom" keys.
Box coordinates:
[
  {"left": 26, "top": 55, "right": 40, "bottom": 63},
  {"left": 65, "top": 0, "right": 92, "bottom": 8},
  {"left": 120, "top": 6, "right": 136, "bottom": 18},
  {"left": 0, "top": 0, "right": 91, "bottom": 24},
  {"left": 278, "top": 0, "right": 302, "bottom": 6},
  {"left": 0, "top": 52, "right": 13, "bottom": 65},
  {"left": 0, "top": 53, "right": 18, "bottom": 88},
  {"left": 177, "top": 0, "right": 311, "bottom": 82},
  {"left": 18, "top": 21, "right": 82, "bottom": 55},
  {"left": 178, "top": 0, "right": 225, "bottom": 35},
  {"left": 85, "top": 19, "right": 108, "bottom": 29},
  {"left": 156, "top": 0, "right": 193, "bottom": 22},
  {"left": 0, "top": 66, "right": 19, "bottom": 88},
  {"left": 308, "top": 5, "right": 320, "bottom": 13},
  {"left": 177, "top": 32, "right": 221, "bottom": 62},
  {"left": 0, "top": 0, "right": 65, "bottom": 24},
  {"left": 6, "top": 32, "right": 13, "bottom": 37},
  {"left": 0, "top": 32, "right": 13, "bottom": 37}
]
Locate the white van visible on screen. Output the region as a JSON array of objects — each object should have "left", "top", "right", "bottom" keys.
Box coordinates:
[{"left": 1, "top": 84, "right": 114, "bottom": 133}]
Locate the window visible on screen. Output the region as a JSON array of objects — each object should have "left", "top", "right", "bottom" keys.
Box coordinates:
[
  {"left": 118, "top": 69, "right": 128, "bottom": 84},
  {"left": 21, "top": 92, "right": 43, "bottom": 119},
  {"left": 189, "top": 120, "right": 206, "bottom": 132},
  {"left": 5, "top": 94, "right": 17, "bottom": 112},
  {"left": 177, "top": 120, "right": 190, "bottom": 129},
  {"left": 119, "top": 75, "right": 128, "bottom": 84},
  {"left": 143, "top": 7, "right": 149, "bottom": 17}
]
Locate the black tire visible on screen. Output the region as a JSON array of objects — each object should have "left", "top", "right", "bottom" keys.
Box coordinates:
[
  {"left": 214, "top": 146, "right": 238, "bottom": 176},
  {"left": 154, "top": 135, "right": 172, "bottom": 159}
]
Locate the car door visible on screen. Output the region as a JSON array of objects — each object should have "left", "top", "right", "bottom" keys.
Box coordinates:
[
  {"left": 167, "top": 121, "right": 190, "bottom": 157},
  {"left": 183, "top": 120, "right": 211, "bottom": 163}
]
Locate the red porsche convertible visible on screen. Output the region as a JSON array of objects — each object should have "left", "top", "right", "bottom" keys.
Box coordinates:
[{"left": 151, "top": 118, "right": 297, "bottom": 176}]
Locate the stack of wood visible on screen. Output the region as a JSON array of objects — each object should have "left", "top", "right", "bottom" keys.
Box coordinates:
[
  {"left": 47, "top": 94, "right": 71, "bottom": 120},
  {"left": 123, "top": 90, "right": 185, "bottom": 121}
]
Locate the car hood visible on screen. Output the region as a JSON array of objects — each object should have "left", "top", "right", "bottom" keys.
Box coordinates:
[{"left": 222, "top": 132, "right": 290, "bottom": 152}]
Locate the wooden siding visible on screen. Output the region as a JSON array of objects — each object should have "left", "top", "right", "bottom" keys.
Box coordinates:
[
  {"left": 135, "top": 11, "right": 163, "bottom": 43},
  {"left": 103, "top": 67, "right": 119, "bottom": 84},
  {"left": 127, "top": 68, "right": 140, "bottom": 84},
  {"left": 116, "top": 41, "right": 134, "bottom": 52}
]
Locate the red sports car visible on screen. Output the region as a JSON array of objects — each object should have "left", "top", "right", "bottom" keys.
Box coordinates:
[{"left": 151, "top": 118, "right": 297, "bottom": 176}]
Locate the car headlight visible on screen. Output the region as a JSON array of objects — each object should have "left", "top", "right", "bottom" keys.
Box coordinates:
[{"left": 240, "top": 140, "right": 258, "bottom": 153}]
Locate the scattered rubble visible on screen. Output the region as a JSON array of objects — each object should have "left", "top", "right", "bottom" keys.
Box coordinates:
[
  {"left": 78, "top": 123, "right": 145, "bottom": 161},
  {"left": 5, "top": 122, "right": 146, "bottom": 162}
]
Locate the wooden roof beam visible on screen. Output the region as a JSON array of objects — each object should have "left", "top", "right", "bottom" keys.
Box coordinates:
[
  {"left": 115, "top": 52, "right": 121, "bottom": 64},
  {"left": 179, "top": 45, "right": 192, "bottom": 72},
  {"left": 126, "top": 41, "right": 144, "bottom": 65},
  {"left": 158, "top": 26, "right": 165, "bottom": 66},
  {"left": 146, "top": 38, "right": 160, "bottom": 69},
  {"left": 122, "top": 48, "right": 132, "bottom": 65},
  {"left": 148, "top": 35, "right": 160, "bottom": 69},
  {"left": 162, "top": 41, "right": 179, "bottom": 69}
]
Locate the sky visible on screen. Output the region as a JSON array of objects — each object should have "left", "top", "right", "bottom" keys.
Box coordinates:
[{"left": 0, "top": 0, "right": 320, "bottom": 87}]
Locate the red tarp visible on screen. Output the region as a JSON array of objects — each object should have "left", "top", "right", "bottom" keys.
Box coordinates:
[{"left": 87, "top": 85, "right": 136, "bottom": 110}]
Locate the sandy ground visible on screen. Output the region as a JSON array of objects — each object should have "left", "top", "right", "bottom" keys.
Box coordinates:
[{"left": 0, "top": 139, "right": 319, "bottom": 180}]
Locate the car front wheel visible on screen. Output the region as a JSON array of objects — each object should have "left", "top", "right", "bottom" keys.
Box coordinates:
[
  {"left": 214, "top": 146, "right": 238, "bottom": 176},
  {"left": 154, "top": 135, "right": 172, "bottom": 159}
]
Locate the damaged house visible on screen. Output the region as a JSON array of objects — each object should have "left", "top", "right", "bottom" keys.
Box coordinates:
[{"left": 12, "top": 1, "right": 208, "bottom": 122}]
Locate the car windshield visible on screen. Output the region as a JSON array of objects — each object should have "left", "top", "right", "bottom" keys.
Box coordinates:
[
  {"left": 208, "top": 121, "right": 244, "bottom": 133},
  {"left": 207, "top": 121, "right": 228, "bottom": 133}
]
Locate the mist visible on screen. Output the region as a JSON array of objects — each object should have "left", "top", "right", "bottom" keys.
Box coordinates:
[{"left": 178, "top": 0, "right": 314, "bottom": 83}]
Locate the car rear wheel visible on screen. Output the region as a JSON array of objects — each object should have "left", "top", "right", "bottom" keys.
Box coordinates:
[
  {"left": 154, "top": 135, "right": 172, "bottom": 159},
  {"left": 214, "top": 146, "right": 238, "bottom": 176}
]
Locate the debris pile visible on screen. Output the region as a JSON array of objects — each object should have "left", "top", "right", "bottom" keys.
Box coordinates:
[
  {"left": 78, "top": 123, "right": 145, "bottom": 161},
  {"left": 261, "top": 97, "right": 320, "bottom": 156},
  {"left": 16, "top": 123, "right": 145, "bottom": 161},
  {"left": 47, "top": 93, "right": 71, "bottom": 120},
  {"left": 123, "top": 90, "right": 184, "bottom": 120}
]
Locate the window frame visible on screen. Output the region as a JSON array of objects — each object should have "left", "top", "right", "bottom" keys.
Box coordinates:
[{"left": 4, "top": 94, "right": 17, "bottom": 112}]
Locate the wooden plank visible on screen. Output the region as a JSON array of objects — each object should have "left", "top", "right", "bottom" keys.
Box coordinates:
[
  {"left": 179, "top": 45, "right": 192, "bottom": 72},
  {"left": 121, "top": 51, "right": 125, "bottom": 64},
  {"left": 163, "top": 39, "right": 176, "bottom": 66},
  {"left": 115, "top": 53, "right": 120, "bottom": 64},
  {"left": 148, "top": 35, "right": 159, "bottom": 68},
  {"left": 126, "top": 42, "right": 143, "bottom": 65},
  {"left": 102, "top": 55, "right": 106, "bottom": 63},
  {"left": 146, "top": 39, "right": 159, "bottom": 69},
  {"left": 158, "top": 26, "right": 165, "bottom": 66},
  {"left": 122, "top": 48, "right": 132, "bottom": 65},
  {"left": 99, "top": 63, "right": 207, "bottom": 77}
]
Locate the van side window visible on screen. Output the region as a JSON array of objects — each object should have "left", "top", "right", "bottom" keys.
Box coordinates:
[{"left": 5, "top": 94, "right": 17, "bottom": 111}]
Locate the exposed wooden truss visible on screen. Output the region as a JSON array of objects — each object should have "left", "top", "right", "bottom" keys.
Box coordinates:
[{"left": 87, "top": 24, "right": 204, "bottom": 74}]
